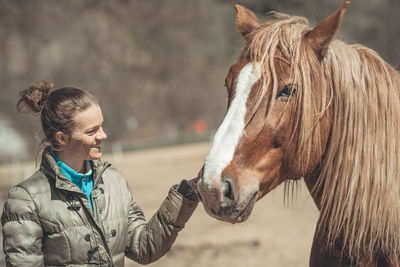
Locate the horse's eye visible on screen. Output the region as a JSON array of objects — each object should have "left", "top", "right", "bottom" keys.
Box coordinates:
[{"left": 277, "top": 84, "right": 296, "bottom": 99}]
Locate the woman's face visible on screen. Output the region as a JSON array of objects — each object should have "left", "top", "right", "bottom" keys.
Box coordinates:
[{"left": 64, "top": 104, "right": 107, "bottom": 161}]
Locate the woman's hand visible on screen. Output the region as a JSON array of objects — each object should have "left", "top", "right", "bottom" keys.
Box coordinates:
[
  {"left": 186, "top": 177, "right": 199, "bottom": 194},
  {"left": 177, "top": 165, "right": 203, "bottom": 201}
]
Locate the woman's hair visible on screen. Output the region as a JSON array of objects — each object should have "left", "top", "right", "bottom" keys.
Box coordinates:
[{"left": 17, "top": 80, "right": 99, "bottom": 151}]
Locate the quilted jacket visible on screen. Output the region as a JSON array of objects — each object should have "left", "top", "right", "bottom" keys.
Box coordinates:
[{"left": 2, "top": 149, "right": 198, "bottom": 266}]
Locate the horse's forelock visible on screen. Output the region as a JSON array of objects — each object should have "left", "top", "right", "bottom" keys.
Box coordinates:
[{"left": 243, "top": 14, "right": 319, "bottom": 168}]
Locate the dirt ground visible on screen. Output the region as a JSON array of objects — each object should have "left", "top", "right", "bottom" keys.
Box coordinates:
[{"left": 0, "top": 142, "right": 319, "bottom": 267}]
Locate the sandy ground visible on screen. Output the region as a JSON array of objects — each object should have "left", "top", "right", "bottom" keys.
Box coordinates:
[{"left": 0, "top": 142, "right": 319, "bottom": 267}]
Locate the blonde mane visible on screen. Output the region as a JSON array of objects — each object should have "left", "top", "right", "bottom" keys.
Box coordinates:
[{"left": 242, "top": 13, "right": 400, "bottom": 265}]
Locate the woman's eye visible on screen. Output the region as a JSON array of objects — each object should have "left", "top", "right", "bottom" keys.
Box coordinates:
[
  {"left": 87, "top": 129, "right": 97, "bottom": 135},
  {"left": 277, "top": 84, "right": 296, "bottom": 99}
]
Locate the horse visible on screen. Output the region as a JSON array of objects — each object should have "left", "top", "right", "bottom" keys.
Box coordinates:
[{"left": 197, "top": 2, "right": 400, "bottom": 266}]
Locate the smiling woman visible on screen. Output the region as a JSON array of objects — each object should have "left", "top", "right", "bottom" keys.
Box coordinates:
[{"left": 2, "top": 80, "right": 200, "bottom": 266}]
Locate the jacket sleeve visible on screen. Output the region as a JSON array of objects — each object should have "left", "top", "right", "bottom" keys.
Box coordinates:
[
  {"left": 124, "top": 180, "right": 198, "bottom": 264},
  {"left": 1, "top": 186, "right": 44, "bottom": 267}
]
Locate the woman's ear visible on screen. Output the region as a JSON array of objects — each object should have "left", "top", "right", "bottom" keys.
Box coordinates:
[{"left": 54, "top": 131, "right": 70, "bottom": 147}]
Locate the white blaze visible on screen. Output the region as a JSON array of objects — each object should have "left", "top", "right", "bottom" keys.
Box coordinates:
[{"left": 204, "top": 62, "right": 261, "bottom": 184}]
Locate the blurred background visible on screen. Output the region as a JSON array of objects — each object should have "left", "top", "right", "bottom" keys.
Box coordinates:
[
  {"left": 0, "top": 0, "right": 399, "bottom": 266},
  {"left": 1, "top": 0, "right": 399, "bottom": 164}
]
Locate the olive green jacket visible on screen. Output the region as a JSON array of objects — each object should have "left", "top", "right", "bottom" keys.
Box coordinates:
[{"left": 2, "top": 150, "right": 198, "bottom": 266}]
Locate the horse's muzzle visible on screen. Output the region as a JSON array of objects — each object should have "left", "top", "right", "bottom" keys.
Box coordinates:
[{"left": 198, "top": 178, "right": 257, "bottom": 223}]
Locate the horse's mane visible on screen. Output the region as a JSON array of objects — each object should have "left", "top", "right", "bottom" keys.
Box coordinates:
[{"left": 242, "top": 12, "right": 400, "bottom": 265}]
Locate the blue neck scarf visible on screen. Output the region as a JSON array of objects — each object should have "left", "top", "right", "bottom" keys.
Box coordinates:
[{"left": 52, "top": 153, "right": 94, "bottom": 211}]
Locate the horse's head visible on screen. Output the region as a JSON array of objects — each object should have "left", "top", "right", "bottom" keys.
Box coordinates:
[{"left": 198, "top": 2, "right": 350, "bottom": 223}]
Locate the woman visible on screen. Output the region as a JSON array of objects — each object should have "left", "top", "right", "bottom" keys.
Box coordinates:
[{"left": 1, "top": 80, "right": 199, "bottom": 266}]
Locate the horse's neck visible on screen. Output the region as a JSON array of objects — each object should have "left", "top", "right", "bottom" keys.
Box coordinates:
[{"left": 303, "top": 176, "right": 322, "bottom": 211}]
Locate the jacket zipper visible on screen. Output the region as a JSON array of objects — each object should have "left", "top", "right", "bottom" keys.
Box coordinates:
[{"left": 91, "top": 188, "right": 114, "bottom": 265}]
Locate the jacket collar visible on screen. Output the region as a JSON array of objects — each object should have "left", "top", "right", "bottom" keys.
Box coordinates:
[{"left": 40, "top": 147, "right": 111, "bottom": 193}]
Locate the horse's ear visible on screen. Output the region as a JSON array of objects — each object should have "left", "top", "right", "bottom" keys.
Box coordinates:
[
  {"left": 235, "top": 4, "right": 260, "bottom": 37},
  {"left": 306, "top": 1, "right": 350, "bottom": 60}
]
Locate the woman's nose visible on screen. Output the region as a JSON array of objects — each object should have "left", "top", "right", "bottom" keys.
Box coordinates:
[{"left": 97, "top": 128, "right": 107, "bottom": 140}]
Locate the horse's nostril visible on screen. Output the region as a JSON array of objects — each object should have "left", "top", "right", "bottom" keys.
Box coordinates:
[{"left": 222, "top": 180, "right": 233, "bottom": 200}]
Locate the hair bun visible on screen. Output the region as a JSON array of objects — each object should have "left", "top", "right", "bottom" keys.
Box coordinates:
[{"left": 17, "top": 80, "right": 54, "bottom": 113}]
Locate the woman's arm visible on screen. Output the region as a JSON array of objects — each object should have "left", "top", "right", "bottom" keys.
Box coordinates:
[
  {"left": 124, "top": 179, "right": 199, "bottom": 264},
  {"left": 1, "top": 186, "right": 44, "bottom": 267}
]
